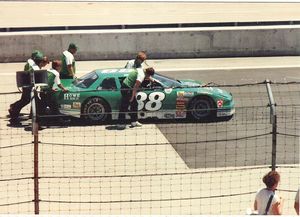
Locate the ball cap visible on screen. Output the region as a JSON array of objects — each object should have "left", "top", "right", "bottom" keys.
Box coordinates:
[
  {"left": 68, "top": 43, "right": 78, "bottom": 50},
  {"left": 31, "top": 50, "right": 44, "bottom": 61}
]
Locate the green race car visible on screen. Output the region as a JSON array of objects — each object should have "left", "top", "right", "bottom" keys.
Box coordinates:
[{"left": 53, "top": 68, "right": 235, "bottom": 123}]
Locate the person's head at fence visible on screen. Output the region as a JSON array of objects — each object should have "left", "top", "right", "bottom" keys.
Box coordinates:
[
  {"left": 263, "top": 170, "right": 280, "bottom": 190},
  {"left": 254, "top": 171, "right": 284, "bottom": 215}
]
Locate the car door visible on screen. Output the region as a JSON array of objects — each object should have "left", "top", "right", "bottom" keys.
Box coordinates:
[
  {"left": 96, "top": 77, "right": 121, "bottom": 118},
  {"left": 136, "top": 80, "right": 178, "bottom": 119}
]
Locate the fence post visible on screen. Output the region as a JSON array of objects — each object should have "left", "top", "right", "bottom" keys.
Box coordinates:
[
  {"left": 265, "top": 80, "right": 277, "bottom": 171},
  {"left": 31, "top": 83, "right": 40, "bottom": 214},
  {"left": 271, "top": 115, "right": 277, "bottom": 171}
]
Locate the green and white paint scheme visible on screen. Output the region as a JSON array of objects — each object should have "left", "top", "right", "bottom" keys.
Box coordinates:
[{"left": 53, "top": 68, "right": 235, "bottom": 123}]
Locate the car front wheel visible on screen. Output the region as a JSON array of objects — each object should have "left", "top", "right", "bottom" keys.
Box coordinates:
[{"left": 82, "top": 97, "right": 110, "bottom": 124}]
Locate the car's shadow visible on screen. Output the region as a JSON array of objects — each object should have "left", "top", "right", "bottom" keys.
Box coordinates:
[
  {"left": 6, "top": 113, "right": 233, "bottom": 131},
  {"left": 39, "top": 115, "right": 232, "bottom": 128}
]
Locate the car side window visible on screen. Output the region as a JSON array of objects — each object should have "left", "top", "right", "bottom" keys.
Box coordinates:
[
  {"left": 141, "top": 79, "right": 163, "bottom": 89},
  {"left": 98, "top": 77, "right": 117, "bottom": 90}
]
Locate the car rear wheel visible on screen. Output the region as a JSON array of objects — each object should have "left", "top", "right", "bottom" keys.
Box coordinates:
[
  {"left": 188, "top": 97, "right": 216, "bottom": 121},
  {"left": 82, "top": 97, "right": 110, "bottom": 124}
]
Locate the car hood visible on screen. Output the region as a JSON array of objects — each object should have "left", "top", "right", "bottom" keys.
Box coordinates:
[
  {"left": 179, "top": 79, "right": 232, "bottom": 100},
  {"left": 58, "top": 79, "right": 83, "bottom": 92},
  {"left": 179, "top": 79, "right": 204, "bottom": 87}
]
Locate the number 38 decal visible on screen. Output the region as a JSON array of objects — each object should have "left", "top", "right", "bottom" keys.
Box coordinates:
[{"left": 136, "top": 92, "right": 166, "bottom": 111}]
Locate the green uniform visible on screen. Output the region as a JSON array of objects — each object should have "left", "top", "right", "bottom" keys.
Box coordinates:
[
  {"left": 24, "top": 63, "right": 31, "bottom": 71},
  {"left": 24, "top": 58, "right": 41, "bottom": 72},
  {"left": 24, "top": 62, "right": 35, "bottom": 72},
  {"left": 61, "top": 50, "right": 76, "bottom": 78},
  {"left": 41, "top": 70, "right": 56, "bottom": 92},
  {"left": 123, "top": 70, "right": 138, "bottom": 88},
  {"left": 40, "top": 69, "right": 61, "bottom": 115}
]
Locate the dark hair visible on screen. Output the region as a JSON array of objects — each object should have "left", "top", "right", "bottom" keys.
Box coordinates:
[
  {"left": 263, "top": 171, "right": 280, "bottom": 189},
  {"left": 68, "top": 43, "right": 78, "bottom": 50},
  {"left": 34, "top": 59, "right": 43, "bottom": 66},
  {"left": 52, "top": 60, "right": 62, "bottom": 70},
  {"left": 145, "top": 67, "right": 155, "bottom": 76},
  {"left": 134, "top": 58, "right": 143, "bottom": 68}
]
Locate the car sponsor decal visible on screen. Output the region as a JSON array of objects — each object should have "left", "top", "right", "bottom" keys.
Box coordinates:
[
  {"left": 177, "top": 91, "right": 194, "bottom": 98},
  {"left": 176, "top": 111, "right": 186, "bottom": 118},
  {"left": 217, "top": 99, "right": 223, "bottom": 108},
  {"left": 184, "top": 92, "right": 194, "bottom": 97},
  {"left": 72, "top": 102, "right": 81, "bottom": 109},
  {"left": 164, "top": 113, "right": 175, "bottom": 119},
  {"left": 64, "top": 93, "right": 80, "bottom": 101},
  {"left": 101, "top": 69, "right": 119, "bottom": 73},
  {"left": 136, "top": 92, "right": 166, "bottom": 111},
  {"left": 164, "top": 88, "right": 172, "bottom": 94},
  {"left": 177, "top": 91, "right": 185, "bottom": 98},
  {"left": 61, "top": 104, "right": 72, "bottom": 109},
  {"left": 102, "top": 68, "right": 130, "bottom": 73},
  {"left": 175, "top": 97, "right": 187, "bottom": 118},
  {"left": 118, "top": 68, "right": 128, "bottom": 73}
]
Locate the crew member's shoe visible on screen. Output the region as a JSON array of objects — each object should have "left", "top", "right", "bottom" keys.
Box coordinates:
[
  {"left": 131, "top": 121, "right": 142, "bottom": 127},
  {"left": 117, "top": 124, "right": 126, "bottom": 130},
  {"left": 8, "top": 107, "right": 19, "bottom": 120}
]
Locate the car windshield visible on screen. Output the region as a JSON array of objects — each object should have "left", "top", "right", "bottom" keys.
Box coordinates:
[
  {"left": 153, "top": 73, "right": 181, "bottom": 88},
  {"left": 73, "top": 71, "right": 98, "bottom": 88}
]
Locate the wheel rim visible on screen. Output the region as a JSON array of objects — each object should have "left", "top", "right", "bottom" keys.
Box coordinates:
[
  {"left": 190, "top": 98, "right": 212, "bottom": 119},
  {"left": 87, "top": 102, "right": 106, "bottom": 121}
]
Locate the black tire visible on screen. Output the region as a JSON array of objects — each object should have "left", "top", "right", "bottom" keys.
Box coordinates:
[
  {"left": 81, "top": 97, "right": 110, "bottom": 124},
  {"left": 188, "top": 96, "right": 216, "bottom": 121}
]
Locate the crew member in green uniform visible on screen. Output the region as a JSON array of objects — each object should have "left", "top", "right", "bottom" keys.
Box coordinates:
[
  {"left": 117, "top": 67, "right": 155, "bottom": 130},
  {"left": 9, "top": 50, "right": 45, "bottom": 120},
  {"left": 40, "top": 60, "right": 68, "bottom": 115},
  {"left": 60, "top": 43, "right": 78, "bottom": 79}
]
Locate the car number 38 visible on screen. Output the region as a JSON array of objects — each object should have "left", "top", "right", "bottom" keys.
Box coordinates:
[{"left": 136, "top": 92, "right": 166, "bottom": 111}]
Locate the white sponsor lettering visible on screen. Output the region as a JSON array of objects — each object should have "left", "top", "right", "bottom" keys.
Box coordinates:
[{"left": 64, "top": 93, "right": 80, "bottom": 101}]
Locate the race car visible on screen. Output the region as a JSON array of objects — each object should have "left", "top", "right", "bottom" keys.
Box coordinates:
[{"left": 53, "top": 68, "right": 235, "bottom": 123}]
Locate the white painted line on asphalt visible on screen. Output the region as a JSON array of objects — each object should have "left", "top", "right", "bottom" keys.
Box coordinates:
[
  {"left": 1, "top": 65, "right": 300, "bottom": 76},
  {"left": 22, "top": 0, "right": 300, "bottom": 2},
  {"left": 156, "top": 65, "right": 300, "bottom": 72},
  {"left": 286, "top": 76, "right": 300, "bottom": 80}
]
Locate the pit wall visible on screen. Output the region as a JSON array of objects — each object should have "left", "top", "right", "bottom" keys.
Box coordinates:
[{"left": 0, "top": 25, "right": 299, "bottom": 62}]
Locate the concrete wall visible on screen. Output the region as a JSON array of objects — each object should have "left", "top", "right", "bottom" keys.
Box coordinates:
[{"left": 0, "top": 25, "right": 300, "bottom": 62}]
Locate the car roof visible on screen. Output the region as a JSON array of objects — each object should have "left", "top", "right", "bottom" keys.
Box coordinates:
[{"left": 94, "top": 68, "right": 135, "bottom": 77}]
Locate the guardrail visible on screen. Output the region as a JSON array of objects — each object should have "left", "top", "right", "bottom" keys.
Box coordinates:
[
  {"left": 1, "top": 25, "right": 300, "bottom": 62},
  {"left": 1, "top": 20, "right": 300, "bottom": 32}
]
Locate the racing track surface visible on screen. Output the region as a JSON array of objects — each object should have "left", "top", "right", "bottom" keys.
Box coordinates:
[
  {"left": 155, "top": 68, "right": 300, "bottom": 168},
  {"left": 1, "top": 60, "right": 299, "bottom": 168},
  {"left": 0, "top": 58, "right": 299, "bottom": 214},
  {"left": 1, "top": 2, "right": 300, "bottom": 29}
]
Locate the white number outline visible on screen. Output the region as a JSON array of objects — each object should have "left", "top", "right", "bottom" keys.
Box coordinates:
[{"left": 136, "top": 92, "right": 166, "bottom": 111}]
